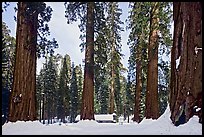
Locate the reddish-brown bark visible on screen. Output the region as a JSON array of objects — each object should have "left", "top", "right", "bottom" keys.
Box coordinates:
[
  {"left": 80, "top": 2, "right": 95, "bottom": 120},
  {"left": 145, "top": 2, "right": 159, "bottom": 119},
  {"left": 8, "top": 2, "right": 38, "bottom": 122},
  {"left": 170, "top": 2, "right": 202, "bottom": 125}
]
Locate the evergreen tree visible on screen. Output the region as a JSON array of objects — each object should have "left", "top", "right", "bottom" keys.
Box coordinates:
[
  {"left": 75, "top": 64, "right": 83, "bottom": 115},
  {"left": 8, "top": 2, "right": 58, "bottom": 122},
  {"left": 127, "top": 2, "right": 172, "bottom": 121},
  {"left": 65, "top": 2, "right": 100, "bottom": 120},
  {"left": 105, "top": 2, "right": 124, "bottom": 114},
  {"left": 36, "top": 67, "right": 45, "bottom": 122},
  {"left": 127, "top": 2, "right": 150, "bottom": 122},
  {"left": 125, "top": 71, "right": 135, "bottom": 122},
  {"left": 170, "top": 2, "right": 202, "bottom": 125},
  {"left": 2, "top": 21, "right": 16, "bottom": 124},
  {"left": 145, "top": 2, "right": 173, "bottom": 119},
  {"left": 70, "top": 62, "right": 78, "bottom": 123},
  {"left": 57, "top": 54, "right": 71, "bottom": 123},
  {"left": 2, "top": 22, "right": 16, "bottom": 91},
  {"left": 94, "top": 2, "right": 109, "bottom": 114},
  {"left": 43, "top": 56, "right": 58, "bottom": 124}
]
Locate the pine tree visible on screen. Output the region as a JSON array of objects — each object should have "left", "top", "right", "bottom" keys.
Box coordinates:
[
  {"left": 127, "top": 2, "right": 150, "bottom": 122},
  {"left": 2, "top": 22, "right": 16, "bottom": 91},
  {"left": 70, "top": 62, "right": 79, "bottom": 123},
  {"left": 125, "top": 71, "right": 135, "bottom": 122},
  {"left": 36, "top": 72, "right": 43, "bottom": 122},
  {"left": 43, "top": 56, "right": 58, "bottom": 124},
  {"left": 94, "top": 2, "right": 109, "bottom": 114},
  {"left": 57, "top": 54, "right": 71, "bottom": 123},
  {"left": 2, "top": 21, "right": 16, "bottom": 124},
  {"left": 75, "top": 64, "right": 83, "bottom": 115},
  {"left": 105, "top": 2, "right": 124, "bottom": 114}
]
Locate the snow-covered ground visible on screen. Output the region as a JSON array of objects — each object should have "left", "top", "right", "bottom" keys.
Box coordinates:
[{"left": 2, "top": 105, "right": 202, "bottom": 135}]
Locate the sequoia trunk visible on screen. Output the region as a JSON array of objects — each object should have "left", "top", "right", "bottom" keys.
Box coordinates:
[
  {"left": 8, "top": 2, "right": 38, "bottom": 122},
  {"left": 80, "top": 2, "right": 95, "bottom": 120},
  {"left": 145, "top": 2, "right": 159, "bottom": 119},
  {"left": 170, "top": 2, "right": 202, "bottom": 125}
]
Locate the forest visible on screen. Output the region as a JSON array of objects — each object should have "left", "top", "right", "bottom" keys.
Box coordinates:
[{"left": 2, "top": 2, "right": 202, "bottom": 129}]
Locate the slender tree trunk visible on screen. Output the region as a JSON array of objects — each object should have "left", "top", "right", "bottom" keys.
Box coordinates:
[
  {"left": 145, "top": 2, "right": 159, "bottom": 119},
  {"left": 133, "top": 46, "right": 142, "bottom": 123},
  {"left": 8, "top": 2, "right": 38, "bottom": 122},
  {"left": 109, "top": 47, "right": 115, "bottom": 114},
  {"left": 170, "top": 2, "right": 202, "bottom": 125},
  {"left": 80, "top": 2, "right": 95, "bottom": 120}
]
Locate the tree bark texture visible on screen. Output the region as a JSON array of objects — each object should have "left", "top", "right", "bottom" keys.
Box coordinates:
[
  {"left": 145, "top": 2, "right": 159, "bottom": 119},
  {"left": 80, "top": 2, "right": 95, "bottom": 120},
  {"left": 8, "top": 2, "right": 38, "bottom": 122},
  {"left": 170, "top": 2, "right": 202, "bottom": 125}
]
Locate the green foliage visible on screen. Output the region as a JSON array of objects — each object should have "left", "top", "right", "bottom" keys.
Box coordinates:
[
  {"left": 125, "top": 72, "right": 135, "bottom": 116},
  {"left": 44, "top": 56, "right": 58, "bottom": 123},
  {"left": 75, "top": 65, "right": 83, "bottom": 115},
  {"left": 2, "top": 21, "right": 16, "bottom": 91},
  {"left": 94, "top": 2, "right": 109, "bottom": 114},
  {"left": 70, "top": 62, "right": 78, "bottom": 122},
  {"left": 57, "top": 54, "right": 71, "bottom": 122},
  {"left": 126, "top": 2, "right": 172, "bottom": 119},
  {"left": 64, "top": 2, "right": 86, "bottom": 52},
  {"left": 4, "top": 2, "right": 58, "bottom": 58},
  {"left": 35, "top": 2, "right": 58, "bottom": 58}
]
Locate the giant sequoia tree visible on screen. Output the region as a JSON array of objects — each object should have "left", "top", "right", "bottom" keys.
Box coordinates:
[
  {"left": 65, "top": 2, "right": 95, "bottom": 120},
  {"left": 170, "top": 2, "right": 202, "bottom": 125},
  {"left": 127, "top": 2, "right": 172, "bottom": 121},
  {"left": 8, "top": 2, "right": 58, "bottom": 122},
  {"left": 145, "top": 2, "right": 160, "bottom": 119}
]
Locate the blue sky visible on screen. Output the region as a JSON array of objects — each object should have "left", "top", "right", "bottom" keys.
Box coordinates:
[
  {"left": 2, "top": 2, "right": 130, "bottom": 75},
  {"left": 2, "top": 2, "right": 173, "bottom": 76}
]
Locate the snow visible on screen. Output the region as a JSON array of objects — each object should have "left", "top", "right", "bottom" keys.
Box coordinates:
[
  {"left": 2, "top": 105, "right": 202, "bottom": 135},
  {"left": 176, "top": 56, "right": 181, "bottom": 69},
  {"left": 194, "top": 46, "right": 202, "bottom": 55}
]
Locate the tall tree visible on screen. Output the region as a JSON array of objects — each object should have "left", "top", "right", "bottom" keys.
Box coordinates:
[
  {"left": 94, "top": 2, "right": 109, "bottom": 114},
  {"left": 70, "top": 62, "right": 79, "bottom": 123},
  {"left": 2, "top": 22, "right": 16, "bottom": 91},
  {"left": 65, "top": 2, "right": 95, "bottom": 120},
  {"left": 106, "top": 2, "right": 124, "bottom": 114},
  {"left": 75, "top": 64, "right": 83, "bottom": 115},
  {"left": 145, "top": 2, "right": 160, "bottom": 119},
  {"left": 36, "top": 67, "right": 45, "bottom": 122},
  {"left": 8, "top": 2, "right": 58, "bottom": 122},
  {"left": 44, "top": 56, "right": 58, "bottom": 124},
  {"left": 170, "top": 2, "right": 202, "bottom": 125},
  {"left": 2, "top": 21, "right": 16, "bottom": 124},
  {"left": 57, "top": 54, "right": 71, "bottom": 123},
  {"left": 127, "top": 2, "right": 150, "bottom": 122}
]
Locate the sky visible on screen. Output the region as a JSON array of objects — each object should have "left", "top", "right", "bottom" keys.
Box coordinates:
[
  {"left": 2, "top": 2, "right": 130, "bottom": 75},
  {"left": 2, "top": 2, "right": 173, "bottom": 77},
  {"left": 2, "top": 105, "right": 202, "bottom": 135}
]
